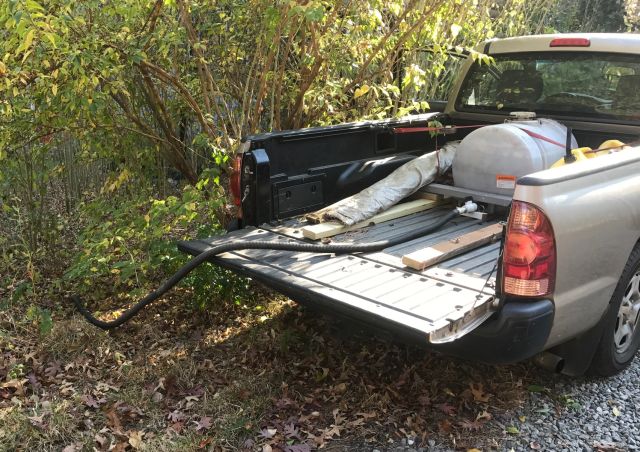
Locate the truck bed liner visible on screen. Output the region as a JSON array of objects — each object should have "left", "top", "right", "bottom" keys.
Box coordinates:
[{"left": 178, "top": 207, "right": 502, "bottom": 342}]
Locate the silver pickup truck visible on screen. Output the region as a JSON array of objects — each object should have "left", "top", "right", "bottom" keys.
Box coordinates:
[{"left": 180, "top": 33, "right": 640, "bottom": 377}]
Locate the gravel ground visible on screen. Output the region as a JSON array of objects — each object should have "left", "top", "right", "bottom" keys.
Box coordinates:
[
  {"left": 373, "top": 354, "right": 640, "bottom": 452},
  {"left": 502, "top": 359, "right": 640, "bottom": 452}
]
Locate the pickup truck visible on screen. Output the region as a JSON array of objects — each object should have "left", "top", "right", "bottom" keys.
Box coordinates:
[{"left": 179, "top": 33, "right": 640, "bottom": 377}]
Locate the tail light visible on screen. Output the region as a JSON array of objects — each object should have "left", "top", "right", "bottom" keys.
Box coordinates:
[
  {"left": 503, "top": 201, "right": 556, "bottom": 297},
  {"left": 549, "top": 37, "right": 590, "bottom": 47},
  {"left": 229, "top": 154, "right": 242, "bottom": 207}
]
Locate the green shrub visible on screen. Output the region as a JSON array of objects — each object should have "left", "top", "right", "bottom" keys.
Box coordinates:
[{"left": 65, "top": 179, "right": 250, "bottom": 310}]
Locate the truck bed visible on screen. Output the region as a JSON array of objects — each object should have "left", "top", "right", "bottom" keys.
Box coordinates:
[{"left": 178, "top": 206, "right": 502, "bottom": 343}]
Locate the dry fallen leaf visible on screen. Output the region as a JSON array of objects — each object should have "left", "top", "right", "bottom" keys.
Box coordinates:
[
  {"left": 333, "top": 382, "right": 347, "bottom": 393},
  {"left": 112, "top": 442, "right": 128, "bottom": 452},
  {"left": 128, "top": 430, "right": 144, "bottom": 449},
  {"left": 2, "top": 379, "right": 29, "bottom": 396},
  {"left": 323, "top": 424, "right": 341, "bottom": 439},
  {"left": 438, "top": 419, "right": 453, "bottom": 433},
  {"left": 169, "top": 421, "right": 185, "bottom": 433},
  {"left": 94, "top": 433, "right": 107, "bottom": 448},
  {"left": 459, "top": 419, "right": 483, "bottom": 431},
  {"left": 259, "top": 427, "right": 277, "bottom": 439},
  {"left": 105, "top": 404, "right": 123, "bottom": 433},
  {"left": 167, "top": 410, "right": 185, "bottom": 422},
  {"left": 195, "top": 416, "right": 213, "bottom": 432},
  {"left": 437, "top": 402, "right": 456, "bottom": 416},
  {"left": 469, "top": 382, "right": 491, "bottom": 403},
  {"left": 28, "top": 414, "right": 47, "bottom": 429},
  {"left": 82, "top": 394, "right": 99, "bottom": 409}
]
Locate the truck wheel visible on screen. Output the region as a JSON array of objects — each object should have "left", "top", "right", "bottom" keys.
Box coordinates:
[{"left": 589, "top": 245, "right": 640, "bottom": 376}]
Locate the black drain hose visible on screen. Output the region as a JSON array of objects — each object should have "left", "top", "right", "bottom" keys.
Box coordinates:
[{"left": 72, "top": 208, "right": 463, "bottom": 329}]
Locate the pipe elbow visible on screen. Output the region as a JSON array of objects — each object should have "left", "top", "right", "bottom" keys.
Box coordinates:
[{"left": 456, "top": 201, "right": 478, "bottom": 215}]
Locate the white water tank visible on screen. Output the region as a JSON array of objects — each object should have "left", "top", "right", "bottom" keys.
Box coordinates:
[{"left": 452, "top": 118, "right": 577, "bottom": 196}]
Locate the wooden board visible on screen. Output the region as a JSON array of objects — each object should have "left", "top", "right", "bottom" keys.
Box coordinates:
[
  {"left": 409, "top": 192, "right": 443, "bottom": 202},
  {"left": 402, "top": 223, "right": 503, "bottom": 270},
  {"left": 301, "top": 199, "right": 443, "bottom": 240}
]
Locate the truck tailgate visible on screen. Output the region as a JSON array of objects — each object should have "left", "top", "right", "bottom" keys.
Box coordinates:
[{"left": 178, "top": 207, "right": 501, "bottom": 343}]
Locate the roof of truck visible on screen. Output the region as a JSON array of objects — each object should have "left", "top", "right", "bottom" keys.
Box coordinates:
[{"left": 482, "top": 33, "right": 640, "bottom": 55}]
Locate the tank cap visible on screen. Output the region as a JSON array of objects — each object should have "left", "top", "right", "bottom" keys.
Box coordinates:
[{"left": 509, "top": 111, "right": 537, "bottom": 120}]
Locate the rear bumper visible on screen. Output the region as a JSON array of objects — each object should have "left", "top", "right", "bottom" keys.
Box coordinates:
[{"left": 433, "top": 298, "right": 554, "bottom": 364}]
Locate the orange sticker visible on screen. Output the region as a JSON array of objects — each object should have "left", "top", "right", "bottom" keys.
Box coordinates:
[{"left": 496, "top": 174, "right": 516, "bottom": 189}]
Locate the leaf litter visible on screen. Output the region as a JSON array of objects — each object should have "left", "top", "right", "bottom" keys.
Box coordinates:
[{"left": 0, "top": 285, "right": 560, "bottom": 450}]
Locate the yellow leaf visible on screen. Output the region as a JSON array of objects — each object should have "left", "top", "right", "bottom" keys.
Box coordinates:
[
  {"left": 44, "top": 32, "right": 57, "bottom": 48},
  {"left": 26, "top": 0, "right": 44, "bottom": 12},
  {"left": 467, "top": 449, "right": 482, "bottom": 452},
  {"left": 354, "top": 84, "right": 370, "bottom": 99},
  {"left": 23, "top": 29, "right": 36, "bottom": 52},
  {"left": 51, "top": 84, "right": 57, "bottom": 96},
  {"left": 21, "top": 49, "right": 33, "bottom": 64}
]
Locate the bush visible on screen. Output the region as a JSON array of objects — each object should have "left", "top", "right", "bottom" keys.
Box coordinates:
[{"left": 65, "top": 179, "right": 250, "bottom": 310}]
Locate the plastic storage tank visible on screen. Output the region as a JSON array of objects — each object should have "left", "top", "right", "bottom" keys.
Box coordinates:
[{"left": 452, "top": 118, "right": 578, "bottom": 196}]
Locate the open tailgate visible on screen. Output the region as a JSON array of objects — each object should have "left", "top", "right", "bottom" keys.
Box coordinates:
[{"left": 178, "top": 208, "right": 500, "bottom": 343}]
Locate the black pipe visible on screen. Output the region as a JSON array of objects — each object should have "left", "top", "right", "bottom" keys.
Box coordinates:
[{"left": 72, "top": 209, "right": 463, "bottom": 330}]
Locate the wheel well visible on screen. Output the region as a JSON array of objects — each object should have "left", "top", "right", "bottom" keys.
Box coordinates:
[{"left": 552, "top": 239, "right": 640, "bottom": 376}]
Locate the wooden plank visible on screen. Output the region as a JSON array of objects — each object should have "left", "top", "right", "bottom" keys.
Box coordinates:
[
  {"left": 402, "top": 223, "right": 503, "bottom": 271},
  {"left": 409, "top": 191, "right": 443, "bottom": 201},
  {"left": 301, "top": 199, "right": 443, "bottom": 240}
]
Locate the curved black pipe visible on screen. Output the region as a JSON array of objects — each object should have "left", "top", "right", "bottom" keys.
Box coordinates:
[{"left": 72, "top": 209, "right": 462, "bottom": 329}]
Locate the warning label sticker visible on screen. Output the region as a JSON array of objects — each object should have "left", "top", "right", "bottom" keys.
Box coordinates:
[{"left": 496, "top": 174, "right": 516, "bottom": 189}]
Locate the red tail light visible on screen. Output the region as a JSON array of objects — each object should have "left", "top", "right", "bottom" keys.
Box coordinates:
[
  {"left": 229, "top": 154, "right": 242, "bottom": 207},
  {"left": 503, "top": 201, "right": 556, "bottom": 297},
  {"left": 549, "top": 38, "right": 590, "bottom": 47}
]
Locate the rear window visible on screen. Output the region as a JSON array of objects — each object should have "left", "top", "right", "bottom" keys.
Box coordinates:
[{"left": 455, "top": 52, "right": 640, "bottom": 122}]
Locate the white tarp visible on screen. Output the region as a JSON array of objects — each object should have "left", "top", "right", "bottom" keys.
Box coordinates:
[{"left": 308, "top": 143, "right": 458, "bottom": 226}]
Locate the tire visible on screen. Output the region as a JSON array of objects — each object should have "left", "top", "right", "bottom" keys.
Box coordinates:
[{"left": 588, "top": 244, "right": 640, "bottom": 376}]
